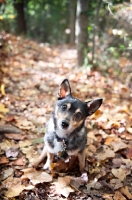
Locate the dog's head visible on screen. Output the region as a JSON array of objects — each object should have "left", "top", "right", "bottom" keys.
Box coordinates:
[{"left": 54, "top": 79, "right": 102, "bottom": 137}]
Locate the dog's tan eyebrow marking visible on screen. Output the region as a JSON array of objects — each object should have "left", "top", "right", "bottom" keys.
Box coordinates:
[
  {"left": 67, "top": 103, "right": 71, "bottom": 110},
  {"left": 75, "top": 108, "right": 81, "bottom": 113}
]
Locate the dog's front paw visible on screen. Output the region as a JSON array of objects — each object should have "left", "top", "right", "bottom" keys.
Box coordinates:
[
  {"left": 31, "top": 160, "right": 40, "bottom": 168},
  {"left": 43, "top": 160, "right": 51, "bottom": 170}
]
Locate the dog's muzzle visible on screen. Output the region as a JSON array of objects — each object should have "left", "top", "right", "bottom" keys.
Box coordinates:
[{"left": 61, "top": 120, "right": 69, "bottom": 129}]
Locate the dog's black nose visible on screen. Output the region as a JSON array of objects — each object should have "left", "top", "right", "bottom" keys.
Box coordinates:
[{"left": 61, "top": 120, "right": 69, "bottom": 129}]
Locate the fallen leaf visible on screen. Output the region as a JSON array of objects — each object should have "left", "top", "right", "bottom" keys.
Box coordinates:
[
  {"left": 127, "top": 127, "right": 132, "bottom": 134},
  {"left": 112, "top": 158, "right": 123, "bottom": 168},
  {"left": 11, "top": 157, "right": 26, "bottom": 166},
  {"left": 102, "top": 193, "right": 114, "bottom": 200},
  {"left": 120, "top": 132, "right": 132, "bottom": 140},
  {"left": 4, "top": 115, "right": 15, "bottom": 122},
  {"left": 0, "top": 84, "right": 6, "bottom": 95},
  {"left": 0, "top": 156, "right": 9, "bottom": 164},
  {"left": 52, "top": 176, "right": 74, "bottom": 198},
  {"left": 87, "top": 179, "right": 102, "bottom": 192},
  {"left": 21, "top": 168, "right": 52, "bottom": 185},
  {"left": 120, "top": 186, "right": 132, "bottom": 199},
  {"left": 4, "top": 177, "right": 34, "bottom": 198},
  {"left": 20, "top": 145, "right": 40, "bottom": 163},
  {"left": 5, "top": 147, "right": 19, "bottom": 158},
  {"left": 0, "top": 104, "right": 9, "bottom": 113},
  {"left": 112, "top": 168, "right": 127, "bottom": 181},
  {"left": 19, "top": 140, "right": 32, "bottom": 148},
  {"left": 16, "top": 118, "right": 34, "bottom": 130},
  {"left": 97, "top": 146, "right": 115, "bottom": 161},
  {"left": 0, "top": 168, "right": 14, "bottom": 181},
  {"left": 111, "top": 139, "right": 127, "bottom": 152},
  {"left": 70, "top": 173, "right": 88, "bottom": 190},
  {"left": 5, "top": 133, "right": 27, "bottom": 141},
  {"left": 0, "top": 139, "right": 19, "bottom": 151},
  {"left": 104, "top": 136, "right": 118, "bottom": 145},
  {"left": 114, "top": 190, "right": 126, "bottom": 200},
  {"left": 110, "top": 179, "right": 123, "bottom": 189}
]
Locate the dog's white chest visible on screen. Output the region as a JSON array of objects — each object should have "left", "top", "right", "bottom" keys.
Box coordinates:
[{"left": 47, "top": 140, "right": 63, "bottom": 154}]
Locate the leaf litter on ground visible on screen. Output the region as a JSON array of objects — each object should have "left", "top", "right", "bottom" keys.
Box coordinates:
[{"left": 0, "top": 33, "right": 132, "bottom": 199}]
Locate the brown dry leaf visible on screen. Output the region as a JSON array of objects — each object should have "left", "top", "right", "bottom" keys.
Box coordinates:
[
  {"left": 113, "top": 190, "right": 126, "bottom": 200},
  {"left": 5, "top": 147, "right": 19, "bottom": 158},
  {"left": 103, "top": 193, "right": 114, "bottom": 200},
  {"left": 21, "top": 168, "right": 52, "bottom": 185},
  {"left": 50, "top": 156, "right": 77, "bottom": 173},
  {"left": 87, "top": 179, "right": 102, "bottom": 192},
  {"left": 97, "top": 147, "right": 115, "bottom": 161},
  {"left": 52, "top": 176, "right": 74, "bottom": 198},
  {"left": 19, "top": 140, "right": 32, "bottom": 148},
  {"left": 120, "top": 132, "right": 132, "bottom": 140},
  {"left": 111, "top": 139, "right": 127, "bottom": 152},
  {"left": 0, "top": 104, "right": 9, "bottom": 118},
  {"left": 0, "top": 139, "right": 19, "bottom": 151},
  {"left": 127, "top": 127, "right": 132, "bottom": 134},
  {"left": 50, "top": 161, "right": 69, "bottom": 173},
  {"left": 104, "top": 136, "right": 118, "bottom": 145},
  {"left": 70, "top": 173, "right": 88, "bottom": 190},
  {"left": 16, "top": 118, "right": 35, "bottom": 130},
  {"left": 92, "top": 109, "right": 103, "bottom": 119},
  {"left": 4, "top": 176, "right": 34, "bottom": 198},
  {"left": 123, "top": 147, "right": 132, "bottom": 158},
  {"left": 4, "top": 115, "right": 15, "bottom": 122},
  {"left": 20, "top": 145, "right": 40, "bottom": 163},
  {"left": 112, "top": 168, "right": 127, "bottom": 181},
  {"left": 5, "top": 184, "right": 26, "bottom": 198},
  {"left": 0, "top": 104, "right": 9, "bottom": 113},
  {"left": 0, "top": 168, "right": 14, "bottom": 181},
  {"left": 120, "top": 186, "right": 132, "bottom": 199},
  {"left": 0, "top": 84, "right": 6, "bottom": 95},
  {"left": 5, "top": 133, "right": 27, "bottom": 141},
  {"left": 110, "top": 179, "right": 123, "bottom": 190},
  {"left": 88, "top": 131, "right": 97, "bottom": 141},
  {"left": 119, "top": 105, "right": 130, "bottom": 115},
  {"left": 0, "top": 156, "right": 9, "bottom": 164},
  {"left": 11, "top": 157, "right": 26, "bottom": 166}
]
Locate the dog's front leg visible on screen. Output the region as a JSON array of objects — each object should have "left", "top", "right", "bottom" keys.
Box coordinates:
[
  {"left": 43, "top": 152, "right": 54, "bottom": 170},
  {"left": 77, "top": 149, "right": 86, "bottom": 173}
]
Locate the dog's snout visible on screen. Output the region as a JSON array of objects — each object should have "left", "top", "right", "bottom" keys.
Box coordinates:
[{"left": 61, "top": 120, "right": 69, "bottom": 129}]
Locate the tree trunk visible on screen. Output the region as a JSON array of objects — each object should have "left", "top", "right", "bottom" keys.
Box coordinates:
[
  {"left": 14, "top": 0, "right": 27, "bottom": 34},
  {"left": 91, "top": 0, "right": 102, "bottom": 63},
  {"left": 69, "top": 0, "right": 76, "bottom": 45},
  {"left": 76, "top": 0, "right": 90, "bottom": 67}
]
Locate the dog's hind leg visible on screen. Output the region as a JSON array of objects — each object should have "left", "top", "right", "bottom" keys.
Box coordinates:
[{"left": 77, "top": 149, "right": 86, "bottom": 173}]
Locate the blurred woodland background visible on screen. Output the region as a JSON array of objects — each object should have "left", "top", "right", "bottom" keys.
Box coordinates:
[{"left": 0, "top": 0, "right": 132, "bottom": 70}]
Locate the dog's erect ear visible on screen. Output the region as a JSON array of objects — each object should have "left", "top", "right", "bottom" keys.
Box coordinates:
[
  {"left": 87, "top": 98, "right": 103, "bottom": 115},
  {"left": 58, "top": 79, "right": 71, "bottom": 98}
]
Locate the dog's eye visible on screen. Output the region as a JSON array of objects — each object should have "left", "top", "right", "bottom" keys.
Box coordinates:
[
  {"left": 62, "top": 104, "right": 67, "bottom": 111},
  {"left": 74, "top": 112, "right": 82, "bottom": 121}
]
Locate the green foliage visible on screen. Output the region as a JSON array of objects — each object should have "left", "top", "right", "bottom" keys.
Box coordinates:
[
  {"left": 0, "top": 0, "right": 69, "bottom": 43},
  {"left": 0, "top": 0, "right": 16, "bottom": 32},
  {"left": 26, "top": 0, "right": 69, "bottom": 43}
]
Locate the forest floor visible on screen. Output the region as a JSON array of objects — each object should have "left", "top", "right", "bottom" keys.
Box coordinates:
[{"left": 0, "top": 33, "right": 132, "bottom": 200}]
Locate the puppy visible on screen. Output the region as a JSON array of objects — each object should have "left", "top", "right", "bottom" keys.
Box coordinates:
[{"left": 33, "top": 79, "right": 102, "bottom": 172}]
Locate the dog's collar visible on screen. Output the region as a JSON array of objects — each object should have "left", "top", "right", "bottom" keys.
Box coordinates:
[
  {"left": 54, "top": 132, "right": 67, "bottom": 142},
  {"left": 54, "top": 132, "right": 68, "bottom": 160}
]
